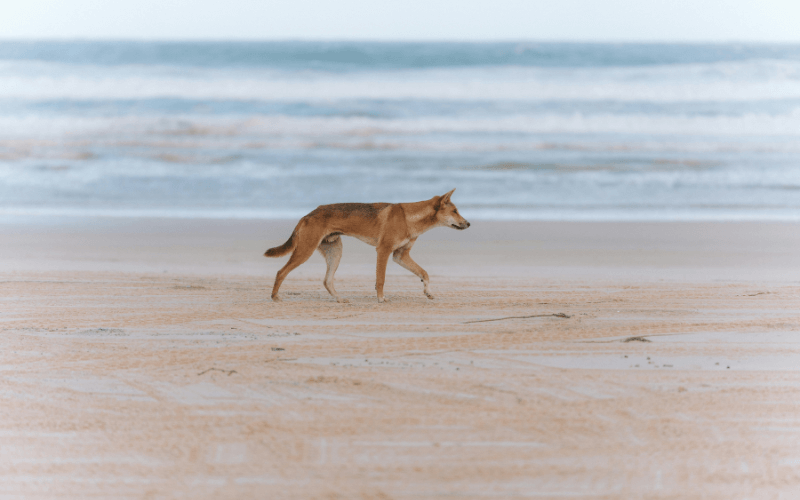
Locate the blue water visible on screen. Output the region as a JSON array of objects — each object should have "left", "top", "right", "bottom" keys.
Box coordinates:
[{"left": 1, "top": 41, "right": 799, "bottom": 220}]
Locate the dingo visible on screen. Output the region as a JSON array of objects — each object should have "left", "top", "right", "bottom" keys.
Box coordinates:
[{"left": 264, "top": 189, "right": 470, "bottom": 303}]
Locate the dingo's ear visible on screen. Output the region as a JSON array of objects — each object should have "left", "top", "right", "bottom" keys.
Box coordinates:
[
  {"left": 434, "top": 189, "right": 456, "bottom": 211},
  {"left": 441, "top": 188, "right": 456, "bottom": 204}
]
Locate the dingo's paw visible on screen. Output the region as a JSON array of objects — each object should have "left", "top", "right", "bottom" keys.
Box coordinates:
[
  {"left": 425, "top": 292, "right": 435, "bottom": 300},
  {"left": 337, "top": 297, "right": 350, "bottom": 303},
  {"left": 272, "top": 295, "right": 282, "bottom": 303}
]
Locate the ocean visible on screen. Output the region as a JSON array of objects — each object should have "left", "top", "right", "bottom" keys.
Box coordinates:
[{"left": 1, "top": 41, "right": 799, "bottom": 220}]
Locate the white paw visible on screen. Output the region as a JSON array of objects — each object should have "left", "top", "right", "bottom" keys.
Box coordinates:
[
  {"left": 425, "top": 292, "right": 435, "bottom": 300},
  {"left": 337, "top": 298, "right": 350, "bottom": 303}
]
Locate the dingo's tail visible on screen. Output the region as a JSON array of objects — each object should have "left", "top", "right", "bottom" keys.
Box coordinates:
[{"left": 264, "top": 231, "right": 296, "bottom": 258}]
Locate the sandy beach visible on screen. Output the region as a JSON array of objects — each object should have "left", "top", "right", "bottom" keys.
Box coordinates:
[{"left": 2, "top": 217, "right": 800, "bottom": 499}]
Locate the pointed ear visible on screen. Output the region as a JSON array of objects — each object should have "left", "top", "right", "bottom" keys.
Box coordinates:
[
  {"left": 434, "top": 189, "right": 455, "bottom": 211},
  {"left": 441, "top": 188, "right": 456, "bottom": 205}
]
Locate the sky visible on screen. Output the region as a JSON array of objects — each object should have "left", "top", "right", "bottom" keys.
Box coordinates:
[{"left": 1, "top": 0, "right": 799, "bottom": 42}]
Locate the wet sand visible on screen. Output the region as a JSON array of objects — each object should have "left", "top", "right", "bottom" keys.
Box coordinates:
[{"left": 2, "top": 218, "right": 800, "bottom": 498}]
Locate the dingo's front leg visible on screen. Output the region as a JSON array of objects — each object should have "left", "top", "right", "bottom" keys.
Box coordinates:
[
  {"left": 392, "top": 240, "right": 433, "bottom": 299},
  {"left": 375, "top": 246, "right": 392, "bottom": 303}
]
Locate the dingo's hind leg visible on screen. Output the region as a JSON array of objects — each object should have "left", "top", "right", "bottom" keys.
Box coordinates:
[
  {"left": 271, "top": 231, "right": 321, "bottom": 302},
  {"left": 318, "top": 235, "right": 347, "bottom": 303}
]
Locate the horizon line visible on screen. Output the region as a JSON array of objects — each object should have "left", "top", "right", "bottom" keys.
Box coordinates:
[{"left": 1, "top": 37, "right": 799, "bottom": 45}]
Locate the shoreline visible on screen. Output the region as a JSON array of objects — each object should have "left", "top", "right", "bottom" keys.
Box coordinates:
[
  {"left": 3, "top": 216, "right": 799, "bottom": 281},
  {"left": 4, "top": 210, "right": 800, "bottom": 223}
]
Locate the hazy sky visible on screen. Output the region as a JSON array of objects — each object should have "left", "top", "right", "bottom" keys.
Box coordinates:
[{"left": 1, "top": 0, "right": 799, "bottom": 42}]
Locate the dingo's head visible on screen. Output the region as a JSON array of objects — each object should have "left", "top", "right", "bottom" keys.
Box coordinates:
[{"left": 435, "top": 189, "right": 470, "bottom": 230}]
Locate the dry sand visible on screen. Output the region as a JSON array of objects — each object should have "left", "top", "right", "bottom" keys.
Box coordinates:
[{"left": 2, "top": 217, "right": 800, "bottom": 499}]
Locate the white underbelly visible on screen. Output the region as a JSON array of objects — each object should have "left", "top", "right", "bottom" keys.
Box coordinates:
[{"left": 352, "top": 234, "right": 378, "bottom": 246}]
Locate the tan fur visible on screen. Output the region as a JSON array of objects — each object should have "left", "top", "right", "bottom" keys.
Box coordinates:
[{"left": 264, "top": 189, "right": 470, "bottom": 303}]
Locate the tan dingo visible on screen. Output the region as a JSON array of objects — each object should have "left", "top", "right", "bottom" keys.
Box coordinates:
[{"left": 264, "top": 189, "right": 470, "bottom": 303}]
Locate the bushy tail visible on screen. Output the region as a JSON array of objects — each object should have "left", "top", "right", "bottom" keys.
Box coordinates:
[{"left": 264, "top": 231, "right": 296, "bottom": 258}]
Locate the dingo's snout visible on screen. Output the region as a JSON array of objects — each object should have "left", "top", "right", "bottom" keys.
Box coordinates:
[{"left": 452, "top": 220, "right": 470, "bottom": 230}]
